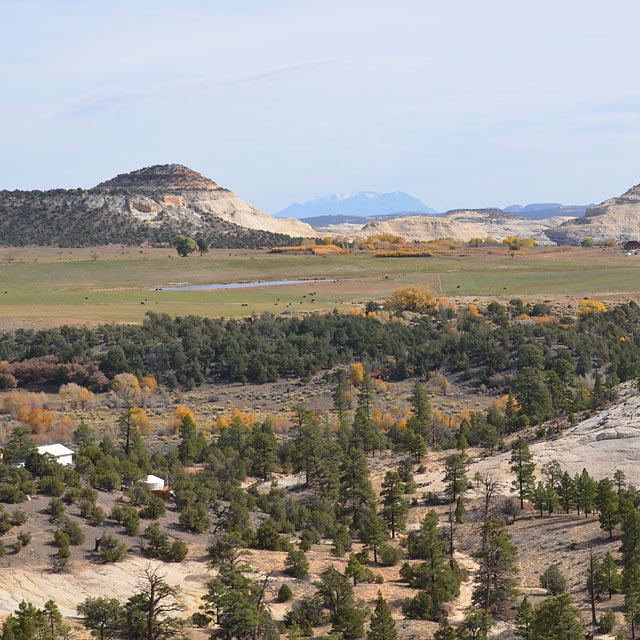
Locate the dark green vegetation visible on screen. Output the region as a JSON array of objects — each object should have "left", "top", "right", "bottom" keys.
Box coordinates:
[
  {"left": 0, "top": 300, "right": 635, "bottom": 429},
  {"left": 0, "top": 189, "right": 298, "bottom": 248}
]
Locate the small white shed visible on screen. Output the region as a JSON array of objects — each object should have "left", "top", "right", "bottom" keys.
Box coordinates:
[
  {"left": 37, "top": 444, "right": 74, "bottom": 466},
  {"left": 141, "top": 474, "right": 165, "bottom": 491}
]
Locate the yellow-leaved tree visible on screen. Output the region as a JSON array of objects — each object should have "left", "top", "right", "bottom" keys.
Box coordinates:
[{"left": 384, "top": 284, "right": 436, "bottom": 313}]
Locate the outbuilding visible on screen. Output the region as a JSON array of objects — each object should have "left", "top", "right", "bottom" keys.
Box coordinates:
[
  {"left": 36, "top": 444, "right": 74, "bottom": 466},
  {"left": 141, "top": 474, "right": 165, "bottom": 491}
]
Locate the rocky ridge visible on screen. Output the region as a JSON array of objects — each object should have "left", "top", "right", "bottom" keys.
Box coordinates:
[{"left": 546, "top": 182, "right": 640, "bottom": 245}]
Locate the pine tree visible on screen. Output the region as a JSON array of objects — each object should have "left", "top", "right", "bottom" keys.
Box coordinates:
[
  {"left": 381, "top": 471, "right": 408, "bottom": 538},
  {"left": 345, "top": 554, "right": 366, "bottom": 586},
  {"left": 408, "top": 382, "right": 433, "bottom": 445},
  {"left": 530, "top": 595, "right": 584, "bottom": 640},
  {"left": 443, "top": 453, "right": 469, "bottom": 504},
  {"left": 615, "top": 470, "right": 627, "bottom": 495},
  {"left": 558, "top": 471, "right": 576, "bottom": 513},
  {"left": 624, "top": 561, "right": 640, "bottom": 639},
  {"left": 575, "top": 468, "right": 597, "bottom": 518},
  {"left": 362, "top": 510, "right": 388, "bottom": 564},
  {"left": 587, "top": 553, "right": 601, "bottom": 624},
  {"left": 509, "top": 438, "right": 535, "bottom": 509},
  {"left": 473, "top": 519, "right": 519, "bottom": 614},
  {"left": 597, "top": 477, "right": 620, "bottom": 538},
  {"left": 340, "top": 447, "right": 376, "bottom": 530},
  {"left": 367, "top": 591, "right": 397, "bottom": 640},
  {"left": 333, "top": 379, "right": 350, "bottom": 429},
  {"left": 515, "top": 597, "right": 534, "bottom": 640},
  {"left": 600, "top": 552, "right": 622, "bottom": 600},
  {"left": 455, "top": 496, "right": 466, "bottom": 524}
]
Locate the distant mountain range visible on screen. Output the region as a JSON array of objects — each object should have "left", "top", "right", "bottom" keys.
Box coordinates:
[
  {"left": 278, "top": 191, "right": 588, "bottom": 224},
  {"left": 504, "top": 203, "right": 589, "bottom": 220},
  {"left": 275, "top": 191, "right": 437, "bottom": 218}
]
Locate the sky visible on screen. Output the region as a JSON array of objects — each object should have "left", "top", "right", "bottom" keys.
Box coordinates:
[{"left": 3, "top": 0, "right": 640, "bottom": 213}]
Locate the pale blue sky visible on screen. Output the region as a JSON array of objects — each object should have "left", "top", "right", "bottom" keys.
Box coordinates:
[{"left": 2, "top": 0, "right": 640, "bottom": 213}]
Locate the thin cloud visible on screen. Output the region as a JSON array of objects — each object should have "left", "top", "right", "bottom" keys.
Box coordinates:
[{"left": 52, "top": 58, "right": 338, "bottom": 120}]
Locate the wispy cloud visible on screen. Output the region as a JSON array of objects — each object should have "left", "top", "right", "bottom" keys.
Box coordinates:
[{"left": 52, "top": 58, "right": 337, "bottom": 120}]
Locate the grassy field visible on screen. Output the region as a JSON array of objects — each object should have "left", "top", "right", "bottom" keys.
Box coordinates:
[{"left": 1, "top": 245, "right": 639, "bottom": 327}]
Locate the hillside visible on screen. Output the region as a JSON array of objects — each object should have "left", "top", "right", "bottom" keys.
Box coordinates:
[
  {"left": 323, "top": 209, "right": 573, "bottom": 243},
  {"left": 546, "top": 182, "right": 640, "bottom": 245},
  {"left": 0, "top": 165, "right": 315, "bottom": 248}
]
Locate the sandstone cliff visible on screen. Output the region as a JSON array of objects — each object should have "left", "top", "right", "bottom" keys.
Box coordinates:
[{"left": 546, "top": 182, "right": 640, "bottom": 245}]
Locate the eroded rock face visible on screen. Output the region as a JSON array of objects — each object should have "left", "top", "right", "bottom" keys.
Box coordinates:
[
  {"left": 86, "top": 164, "right": 316, "bottom": 237},
  {"left": 546, "top": 183, "right": 640, "bottom": 245}
]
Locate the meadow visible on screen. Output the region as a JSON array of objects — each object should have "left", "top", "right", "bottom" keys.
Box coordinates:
[{"left": 0, "top": 245, "right": 638, "bottom": 327}]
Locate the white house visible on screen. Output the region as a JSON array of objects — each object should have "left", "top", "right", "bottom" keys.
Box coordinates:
[
  {"left": 141, "top": 474, "right": 165, "bottom": 491},
  {"left": 37, "top": 444, "right": 74, "bottom": 467}
]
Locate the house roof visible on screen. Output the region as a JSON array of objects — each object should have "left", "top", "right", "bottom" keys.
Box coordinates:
[
  {"left": 143, "top": 474, "right": 164, "bottom": 485},
  {"left": 37, "top": 444, "right": 74, "bottom": 457}
]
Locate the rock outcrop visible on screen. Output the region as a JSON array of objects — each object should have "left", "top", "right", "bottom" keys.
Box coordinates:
[
  {"left": 91, "top": 164, "right": 315, "bottom": 237},
  {"left": 546, "top": 183, "right": 640, "bottom": 245},
  {"left": 322, "top": 209, "right": 572, "bottom": 244},
  {"left": 0, "top": 164, "right": 316, "bottom": 246}
]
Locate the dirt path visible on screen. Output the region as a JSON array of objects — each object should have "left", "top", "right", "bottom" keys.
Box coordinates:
[{"left": 449, "top": 551, "right": 479, "bottom": 623}]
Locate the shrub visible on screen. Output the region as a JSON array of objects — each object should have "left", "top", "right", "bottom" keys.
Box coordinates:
[
  {"left": 17, "top": 531, "right": 31, "bottom": 546},
  {"left": 98, "top": 534, "right": 127, "bottom": 563},
  {"left": 0, "top": 540, "right": 5, "bottom": 557},
  {"left": 12, "top": 540, "right": 23, "bottom": 554},
  {"left": 90, "top": 506, "right": 105, "bottom": 526},
  {"left": 39, "top": 476, "right": 65, "bottom": 497},
  {"left": 9, "top": 510, "right": 27, "bottom": 526},
  {"left": 379, "top": 543, "right": 404, "bottom": 566},
  {"left": 284, "top": 550, "right": 309, "bottom": 579},
  {"left": 178, "top": 503, "right": 211, "bottom": 533},
  {"left": 539, "top": 564, "right": 567, "bottom": 596},
  {"left": 54, "top": 530, "right": 70, "bottom": 549},
  {"left": 599, "top": 611, "right": 616, "bottom": 634},
  {"left": 47, "top": 498, "right": 66, "bottom": 522},
  {"left": 167, "top": 539, "right": 188, "bottom": 562},
  {"left": 278, "top": 584, "right": 293, "bottom": 602},
  {"left": 62, "top": 518, "right": 85, "bottom": 546}
]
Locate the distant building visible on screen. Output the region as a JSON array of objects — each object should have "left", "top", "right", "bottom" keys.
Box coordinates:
[
  {"left": 624, "top": 241, "right": 640, "bottom": 250},
  {"left": 141, "top": 474, "right": 165, "bottom": 491},
  {"left": 36, "top": 444, "right": 74, "bottom": 466}
]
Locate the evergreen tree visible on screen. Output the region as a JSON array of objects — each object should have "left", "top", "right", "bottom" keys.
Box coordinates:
[
  {"left": 615, "top": 470, "right": 627, "bottom": 495},
  {"left": 509, "top": 438, "right": 535, "bottom": 509},
  {"left": 340, "top": 448, "right": 376, "bottom": 531},
  {"left": 599, "top": 552, "right": 622, "bottom": 600},
  {"left": 455, "top": 496, "right": 466, "bottom": 524},
  {"left": 515, "top": 597, "right": 534, "bottom": 640},
  {"left": 558, "top": 471, "right": 576, "bottom": 513},
  {"left": 408, "top": 382, "right": 433, "bottom": 445},
  {"left": 443, "top": 453, "right": 469, "bottom": 504},
  {"left": 597, "top": 477, "right": 620, "bottom": 538},
  {"left": 472, "top": 519, "right": 519, "bottom": 614},
  {"left": 333, "top": 379, "right": 351, "bottom": 429},
  {"left": 381, "top": 472, "right": 409, "bottom": 538},
  {"left": 625, "top": 561, "right": 640, "bottom": 640},
  {"left": 367, "top": 592, "right": 397, "bottom": 640},
  {"left": 345, "top": 554, "right": 366, "bottom": 586},
  {"left": 362, "top": 510, "right": 388, "bottom": 564},
  {"left": 575, "top": 468, "right": 597, "bottom": 518},
  {"left": 530, "top": 595, "right": 584, "bottom": 640},
  {"left": 587, "top": 552, "right": 601, "bottom": 624}
]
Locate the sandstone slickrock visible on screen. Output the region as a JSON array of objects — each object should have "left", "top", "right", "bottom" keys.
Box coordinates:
[
  {"left": 546, "top": 182, "right": 640, "bottom": 245},
  {"left": 92, "top": 164, "right": 315, "bottom": 237}
]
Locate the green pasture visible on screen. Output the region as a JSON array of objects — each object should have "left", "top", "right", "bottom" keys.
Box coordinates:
[{"left": 0, "top": 247, "right": 639, "bottom": 326}]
